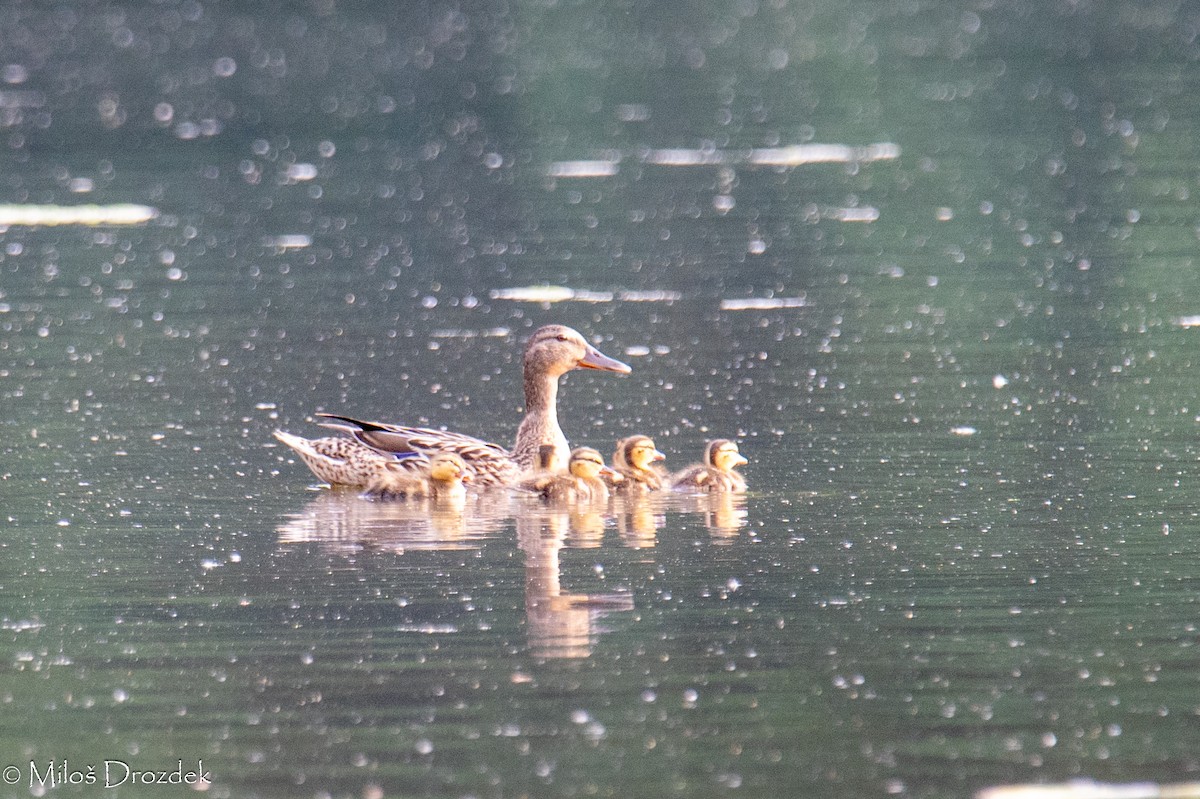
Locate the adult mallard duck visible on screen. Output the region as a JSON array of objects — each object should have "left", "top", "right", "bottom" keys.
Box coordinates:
[
  {"left": 273, "top": 429, "right": 409, "bottom": 487},
  {"left": 316, "top": 325, "right": 630, "bottom": 486},
  {"left": 361, "top": 451, "right": 472, "bottom": 501},
  {"left": 612, "top": 434, "right": 666, "bottom": 494},
  {"left": 670, "top": 439, "right": 748, "bottom": 493},
  {"left": 515, "top": 446, "right": 615, "bottom": 503}
]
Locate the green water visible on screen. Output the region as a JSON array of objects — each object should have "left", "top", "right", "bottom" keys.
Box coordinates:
[{"left": 4, "top": 1, "right": 1200, "bottom": 797}]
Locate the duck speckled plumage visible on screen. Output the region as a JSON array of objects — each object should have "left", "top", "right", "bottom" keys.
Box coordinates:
[
  {"left": 612, "top": 434, "right": 666, "bottom": 494},
  {"left": 361, "top": 451, "right": 472, "bottom": 501},
  {"left": 515, "top": 446, "right": 614, "bottom": 503},
  {"left": 273, "top": 430, "right": 410, "bottom": 487},
  {"left": 670, "top": 439, "right": 748, "bottom": 493},
  {"left": 316, "top": 325, "right": 630, "bottom": 486}
]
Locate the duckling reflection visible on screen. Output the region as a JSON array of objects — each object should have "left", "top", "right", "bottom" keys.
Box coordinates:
[
  {"left": 670, "top": 439, "right": 748, "bottom": 493},
  {"left": 674, "top": 491, "right": 749, "bottom": 539},
  {"left": 610, "top": 492, "right": 667, "bottom": 549},
  {"left": 516, "top": 510, "right": 633, "bottom": 659}
]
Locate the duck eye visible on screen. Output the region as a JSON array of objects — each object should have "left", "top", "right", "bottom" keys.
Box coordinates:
[{"left": 556, "top": 334, "right": 569, "bottom": 342}]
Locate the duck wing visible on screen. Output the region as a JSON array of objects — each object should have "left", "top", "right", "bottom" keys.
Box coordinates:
[{"left": 315, "top": 413, "right": 519, "bottom": 486}]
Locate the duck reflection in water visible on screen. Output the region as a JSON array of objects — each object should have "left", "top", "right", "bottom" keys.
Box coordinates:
[
  {"left": 516, "top": 509, "right": 633, "bottom": 659},
  {"left": 275, "top": 440, "right": 750, "bottom": 658},
  {"left": 275, "top": 488, "right": 510, "bottom": 554}
]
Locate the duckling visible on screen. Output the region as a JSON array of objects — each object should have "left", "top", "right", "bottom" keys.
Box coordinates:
[
  {"left": 273, "top": 430, "right": 406, "bottom": 487},
  {"left": 516, "top": 447, "right": 615, "bottom": 503},
  {"left": 315, "top": 325, "right": 631, "bottom": 486},
  {"left": 612, "top": 434, "right": 666, "bottom": 493},
  {"left": 670, "top": 439, "right": 748, "bottom": 493},
  {"left": 362, "top": 452, "right": 472, "bottom": 501}
]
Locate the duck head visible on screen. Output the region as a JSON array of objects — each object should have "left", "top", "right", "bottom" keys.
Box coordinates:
[{"left": 524, "top": 325, "right": 631, "bottom": 380}]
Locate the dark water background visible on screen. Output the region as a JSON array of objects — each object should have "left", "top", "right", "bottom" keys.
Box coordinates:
[{"left": 4, "top": 2, "right": 1200, "bottom": 797}]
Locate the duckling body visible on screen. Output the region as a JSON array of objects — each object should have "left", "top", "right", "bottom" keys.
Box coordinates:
[
  {"left": 273, "top": 430, "right": 409, "bottom": 487},
  {"left": 316, "top": 325, "right": 630, "bottom": 486},
  {"left": 517, "top": 447, "right": 614, "bottom": 503},
  {"left": 612, "top": 435, "right": 666, "bottom": 494},
  {"left": 670, "top": 439, "right": 748, "bottom": 493},
  {"left": 362, "top": 452, "right": 472, "bottom": 501}
]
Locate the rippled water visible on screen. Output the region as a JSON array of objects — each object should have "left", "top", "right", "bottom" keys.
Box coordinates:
[{"left": 5, "top": 2, "right": 1200, "bottom": 798}]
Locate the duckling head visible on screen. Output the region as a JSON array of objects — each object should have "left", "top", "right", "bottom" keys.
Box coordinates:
[
  {"left": 707, "top": 439, "right": 748, "bottom": 472},
  {"left": 568, "top": 447, "right": 611, "bottom": 480},
  {"left": 620, "top": 435, "right": 665, "bottom": 471},
  {"left": 429, "top": 452, "right": 471, "bottom": 484},
  {"left": 524, "top": 325, "right": 631, "bottom": 380}
]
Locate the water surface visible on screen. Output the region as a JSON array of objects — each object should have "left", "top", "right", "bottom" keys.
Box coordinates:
[{"left": 4, "top": 2, "right": 1200, "bottom": 798}]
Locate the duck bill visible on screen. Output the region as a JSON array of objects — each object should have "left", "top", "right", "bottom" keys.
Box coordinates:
[
  {"left": 577, "top": 344, "right": 631, "bottom": 374},
  {"left": 731, "top": 454, "right": 749, "bottom": 467},
  {"left": 599, "top": 464, "right": 618, "bottom": 479},
  {"left": 651, "top": 449, "right": 666, "bottom": 462}
]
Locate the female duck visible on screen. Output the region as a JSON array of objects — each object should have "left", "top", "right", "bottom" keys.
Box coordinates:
[
  {"left": 362, "top": 452, "right": 472, "bottom": 501},
  {"left": 315, "top": 325, "right": 630, "bottom": 486},
  {"left": 612, "top": 434, "right": 666, "bottom": 494},
  {"left": 516, "top": 446, "right": 615, "bottom": 503},
  {"left": 670, "top": 439, "right": 748, "bottom": 493}
]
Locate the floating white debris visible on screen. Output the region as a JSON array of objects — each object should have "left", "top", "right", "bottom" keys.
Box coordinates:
[
  {"left": 557, "top": 142, "right": 901, "bottom": 174},
  {"left": 263, "top": 234, "right": 312, "bottom": 250},
  {"left": 491, "top": 286, "right": 681, "bottom": 304},
  {"left": 828, "top": 206, "right": 880, "bottom": 222},
  {"left": 490, "top": 286, "right": 614, "bottom": 303},
  {"left": 548, "top": 160, "right": 620, "bottom": 178},
  {"left": 1176, "top": 315, "right": 1200, "bottom": 328},
  {"left": 645, "top": 148, "right": 727, "bottom": 166},
  {"left": 491, "top": 285, "right": 576, "bottom": 303},
  {"left": 992, "top": 374, "right": 1010, "bottom": 389},
  {"left": 0, "top": 203, "right": 158, "bottom": 227},
  {"left": 431, "top": 327, "right": 512, "bottom": 339},
  {"left": 950, "top": 426, "right": 977, "bottom": 436},
  {"left": 748, "top": 143, "right": 900, "bottom": 166},
  {"left": 2, "top": 619, "right": 44, "bottom": 632},
  {"left": 617, "top": 289, "right": 682, "bottom": 302},
  {"left": 720, "top": 297, "right": 807, "bottom": 311},
  {"left": 393, "top": 624, "right": 460, "bottom": 634},
  {"left": 624, "top": 345, "right": 651, "bottom": 357},
  {"left": 976, "top": 779, "right": 1200, "bottom": 799}
]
